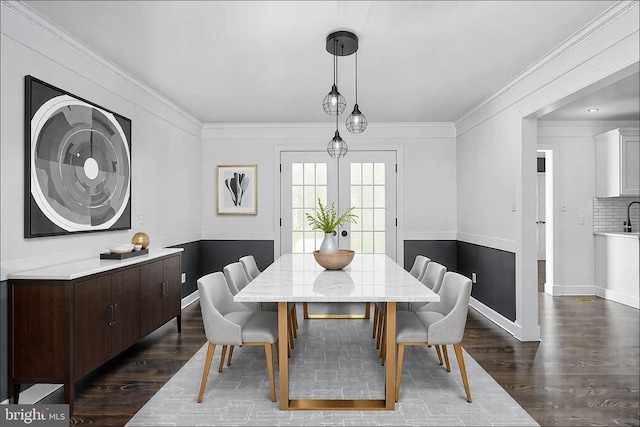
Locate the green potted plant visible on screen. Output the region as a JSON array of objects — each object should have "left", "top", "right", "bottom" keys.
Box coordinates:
[{"left": 306, "top": 199, "right": 358, "bottom": 254}]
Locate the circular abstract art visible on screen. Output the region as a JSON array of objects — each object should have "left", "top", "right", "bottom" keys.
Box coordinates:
[{"left": 30, "top": 95, "right": 131, "bottom": 232}]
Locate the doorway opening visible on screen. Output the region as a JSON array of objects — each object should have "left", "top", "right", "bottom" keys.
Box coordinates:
[{"left": 536, "top": 149, "right": 554, "bottom": 294}]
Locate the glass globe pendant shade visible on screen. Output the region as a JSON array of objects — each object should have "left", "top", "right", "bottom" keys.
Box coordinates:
[
  {"left": 345, "top": 104, "right": 368, "bottom": 134},
  {"left": 323, "top": 84, "right": 347, "bottom": 116},
  {"left": 327, "top": 130, "right": 348, "bottom": 158}
]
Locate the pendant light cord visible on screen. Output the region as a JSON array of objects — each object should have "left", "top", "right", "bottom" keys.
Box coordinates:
[{"left": 355, "top": 51, "right": 358, "bottom": 104}]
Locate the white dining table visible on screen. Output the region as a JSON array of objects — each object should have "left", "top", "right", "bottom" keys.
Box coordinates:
[{"left": 234, "top": 253, "right": 440, "bottom": 411}]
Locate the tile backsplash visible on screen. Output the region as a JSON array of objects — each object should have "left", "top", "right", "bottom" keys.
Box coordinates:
[{"left": 593, "top": 197, "right": 640, "bottom": 232}]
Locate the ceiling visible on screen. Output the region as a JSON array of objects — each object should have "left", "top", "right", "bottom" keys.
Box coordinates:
[
  {"left": 539, "top": 72, "right": 640, "bottom": 121},
  {"left": 24, "top": 1, "right": 618, "bottom": 124}
]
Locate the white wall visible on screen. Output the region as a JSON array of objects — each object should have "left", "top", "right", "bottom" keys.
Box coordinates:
[
  {"left": 455, "top": 1, "right": 639, "bottom": 341},
  {"left": 200, "top": 123, "right": 458, "bottom": 256},
  {"left": 538, "top": 120, "right": 640, "bottom": 295},
  {"left": 0, "top": 4, "right": 202, "bottom": 280}
]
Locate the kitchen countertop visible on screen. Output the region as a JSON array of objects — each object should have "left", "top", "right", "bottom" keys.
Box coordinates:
[{"left": 594, "top": 232, "right": 640, "bottom": 239}]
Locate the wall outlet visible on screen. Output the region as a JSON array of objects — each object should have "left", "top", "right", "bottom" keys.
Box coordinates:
[
  {"left": 181, "top": 273, "right": 186, "bottom": 284},
  {"left": 511, "top": 202, "right": 516, "bottom": 212},
  {"left": 579, "top": 214, "right": 585, "bottom": 225},
  {"left": 471, "top": 272, "right": 477, "bottom": 284},
  {"left": 138, "top": 212, "right": 144, "bottom": 224}
]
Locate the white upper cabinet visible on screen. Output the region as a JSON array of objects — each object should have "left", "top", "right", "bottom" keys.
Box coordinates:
[{"left": 594, "top": 128, "right": 640, "bottom": 197}]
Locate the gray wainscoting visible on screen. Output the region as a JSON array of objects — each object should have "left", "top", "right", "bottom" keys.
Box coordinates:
[
  {"left": 198, "top": 240, "right": 274, "bottom": 277},
  {"left": 404, "top": 240, "right": 458, "bottom": 271},
  {"left": 404, "top": 240, "right": 516, "bottom": 322},
  {"left": 1, "top": 279, "right": 7, "bottom": 400}
]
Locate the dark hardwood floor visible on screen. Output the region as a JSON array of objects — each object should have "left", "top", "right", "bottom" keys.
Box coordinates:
[{"left": 39, "top": 276, "right": 639, "bottom": 426}]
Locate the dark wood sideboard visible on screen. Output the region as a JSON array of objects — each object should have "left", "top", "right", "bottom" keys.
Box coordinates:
[{"left": 7, "top": 249, "right": 182, "bottom": 413}]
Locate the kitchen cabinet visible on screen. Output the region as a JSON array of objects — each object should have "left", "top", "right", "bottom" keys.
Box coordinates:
[
  {"left": 7, "top": 248, "right": 182, "bottom": 413},
  {"left": 594, "top": 127, "right": 639, "bottom": 197},
  {"left": 594, "top": 232, "right": 639, "bottom": 309}
]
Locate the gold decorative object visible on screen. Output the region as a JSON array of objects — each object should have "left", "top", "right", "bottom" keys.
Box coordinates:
[
  {"left": 131, "top": 232, "right": 150, "bottom": 249},
  {"left": 313, "top": 249, "right": 355, "bottom": 270}
]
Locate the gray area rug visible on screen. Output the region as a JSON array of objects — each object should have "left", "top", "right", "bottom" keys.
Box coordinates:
[{"left": 127, "top": 308, "right": 538, "bottom": 426}]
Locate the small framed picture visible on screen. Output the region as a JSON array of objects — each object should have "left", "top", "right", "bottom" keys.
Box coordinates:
[{"left": 217, "top": 165, "right": 257, "bottom": 215}]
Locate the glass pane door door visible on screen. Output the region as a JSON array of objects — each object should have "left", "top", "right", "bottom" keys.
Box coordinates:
[
  {"left": 280, "top": 151, "right": 396, "bottom": 259},
  {"left": 339, "top": 151, "right": 397, "bottom": 258}
]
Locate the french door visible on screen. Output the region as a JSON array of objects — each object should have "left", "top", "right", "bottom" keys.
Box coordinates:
[{"left": 280, "top": 151, "right": 397, "bottom": 259}]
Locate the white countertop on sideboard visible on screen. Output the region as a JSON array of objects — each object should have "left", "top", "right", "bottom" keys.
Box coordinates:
[
  {"left": 594, "top": 232, "right": 640, "bottom": 239},
  {"left": 7, "top": 248, "right": 183, "bottom": 281}
]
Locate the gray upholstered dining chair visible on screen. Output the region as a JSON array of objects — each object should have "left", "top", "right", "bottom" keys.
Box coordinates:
[
  {"left": 372, "top": 255, "right": 431, "bottom": 345},
  {"left": 409, "top": 255, "right": 431, "bottom": 279},
  {"left": 410, "top": 261, "right": 447, "bottom": 311},
  {"left": 395, "top": 271, "right": 473, "bottom": 403},
  {"left": 239, "top": 255, "right": 261, "bottom": 281},
  {"left": 196, "top": 272, "right": 278, "bottom": 403},
  {"left": 224, "top": 261, "right": 297, "bottom": 357},
  {"left": 223, "top": 262, "right": 252, "bottom": 295}
]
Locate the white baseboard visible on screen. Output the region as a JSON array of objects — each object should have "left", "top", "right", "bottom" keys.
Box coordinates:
[
  {"left": 594, "top": 286, "right": 639, "bottom": 309},
  {"left": 468, "top": 297, "right": 539, "bottom": 342},
  {"left": 181, "top": 290, "right": 199, "bottom": 309},
  {"left": 1, "top": 292, "right": 201, "bottom": 405},
  {"left": 551, "top": 284, "right": 596, "bottom": 296}
]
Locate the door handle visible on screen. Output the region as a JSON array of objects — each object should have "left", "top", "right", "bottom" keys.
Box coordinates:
[
  {"left": 536, "top": 221, "right": 546, "bottom": 224},
  {"left": 112, "top": 303, "right": 117, "bottom": 325},
  {"left": 341, "top": 230, "right": 348, "bottom": 237},
  {"left": 161, "top": 281, "right": 168, "bottom": 298},
  {"left": 107, "top": 303, "right": 114, "bottom": 326}
]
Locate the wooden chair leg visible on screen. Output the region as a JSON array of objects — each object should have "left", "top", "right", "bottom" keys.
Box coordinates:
[
  {"left": 395, "top": 344, "right": 405, "bottom": 402},
  {"left": 197, "top": 343, "right": 215, "bottom": 403},
  {"left": 275, "top": 339, "right": 280, "bottom": 366},
  {"left": 380, "top": 320, "right": 387, "bottom": 366},
  {"left": 376, "top": 311, "right": 384, "bottom": 349},
  {"left": 303, "top": 302, "right": 309, "bottom": 319},
  {"left": 435, "top": 345, "right": 443, "bottom": 365},
  {"left": 453, "top": 343, "right": 472, "bottom": 403},
  {"left": 264, "top": 343, "right": 276, "bottom": 402},
  {"left": 372, "top": 304, "right": 379, "bottom": 338},
  {"left": 287, "top": 317, "right": 295, "bottom": 349},
  {"left": 227, "top": 345, "right": 234, "bottom": 366},
  {"left": 442, "top": 344, "right": 451, "bottom": 372},
  {"left": 291, "top": 305, "right": 298, "bottom": 338},
  {"left": 218, "top": 345, "right": 228, "bottom": 373}
]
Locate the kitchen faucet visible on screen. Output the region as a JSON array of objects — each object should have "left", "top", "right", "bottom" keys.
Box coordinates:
[{"left": 625, "top": 201, "right": 640, "bottom": 232}]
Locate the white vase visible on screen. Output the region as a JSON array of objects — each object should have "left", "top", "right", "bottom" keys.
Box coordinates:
[{"left": 319, "top": 233, "right": 339, "bottom": 254}]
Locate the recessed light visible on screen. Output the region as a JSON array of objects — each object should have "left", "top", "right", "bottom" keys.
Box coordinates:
[{"left": 587, "top": 108, "right": 599, "bottom": 112}]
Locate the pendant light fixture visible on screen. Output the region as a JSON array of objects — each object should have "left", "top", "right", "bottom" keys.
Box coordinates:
[
  {"left": 345, "top": 51, "right": 367, "bottom": 134},
  {"left": 327, "top": 105, "right": 348, "bottom": 158},
  {"left": 322, "top": 30, "right": 364, "bottom": 157},
  {"left": 322, "top": 37, "right": 346, "bottom": 116}
]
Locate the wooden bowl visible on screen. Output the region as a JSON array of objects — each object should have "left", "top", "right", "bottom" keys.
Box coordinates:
[{"left": 313, "top": 249, "right": 355, "bottom": 270}]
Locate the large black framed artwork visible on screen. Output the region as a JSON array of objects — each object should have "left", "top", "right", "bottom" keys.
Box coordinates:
[{"left": 25, "top": 76, "right": 132, "bottom": 238}]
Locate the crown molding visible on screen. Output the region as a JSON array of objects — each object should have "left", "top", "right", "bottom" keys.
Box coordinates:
[
  {"left": 201, "top": 122, "right": 455, "bottom": 130},
  {"left": 1, "top": 0, "right": 202, "bottom": 127},
  {"left": 201, "top": 122, "right": 456, "bottom": 139},
  {"left": 454, "top": 0, "right": 639, "bottom": 126}
]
